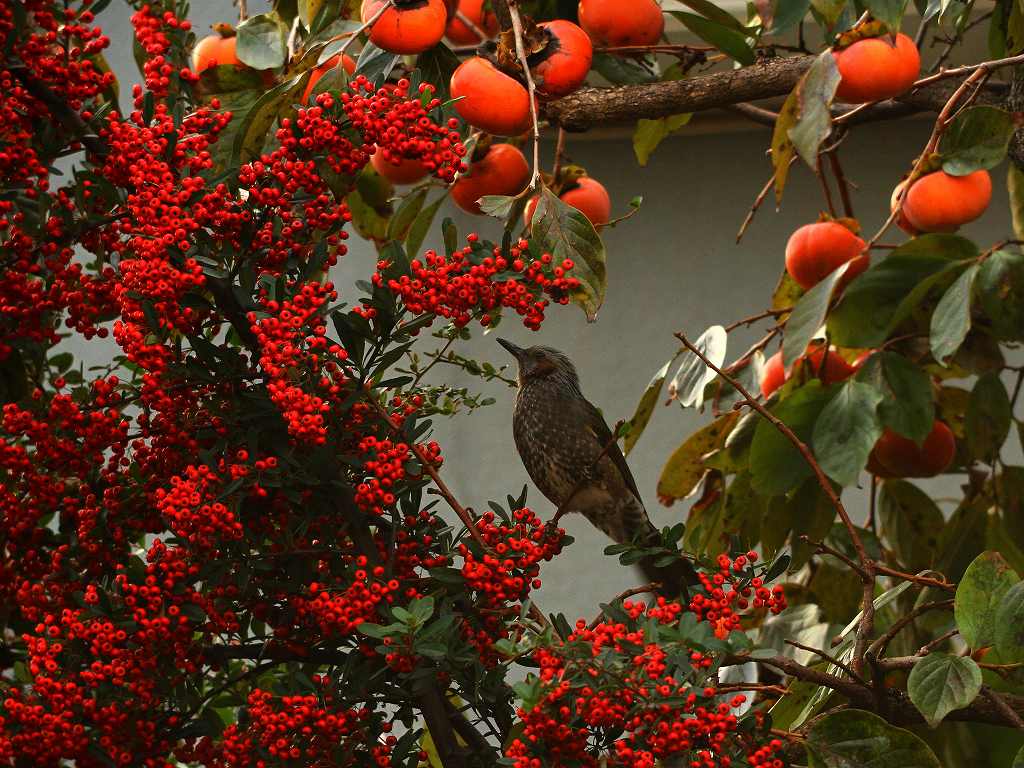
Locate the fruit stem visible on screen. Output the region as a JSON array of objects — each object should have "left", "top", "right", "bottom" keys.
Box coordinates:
[
  {"left": 337, "top": 0, "right": 395, "bottom": 60},
  {"left": 234, "top": 0, "right": 248, "bottom": 23},
  {"left": 505, "top": 0, "right": 542, "bottom": 190}
]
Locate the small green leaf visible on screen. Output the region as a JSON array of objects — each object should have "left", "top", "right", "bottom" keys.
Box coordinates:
[
  {"left": 235, "top": 14, "right": 288, "bottom": 70},
  {"left": 939, "top": 105, "right": 1015, "bottom": 175},
  {"left": 405, "top": 193, "right": 445, "bottom": 257},
  {"left": 805, "top": 709, "right": 942, "bottom": 768},
  {"left": 930, "top": 263, "right": 979, "bottom": 364},
  {"left": 782, "top": 260, "right": 852, "bottom": 369},
  {"left": 415, "top": 43, "right": 460, "bottom": 102},
  {"left": 670, "top": 12, "right": 756, "bottom": 64},
  {"left": 231, "top": 75, "right": 303, "bottom": 166},
  {"left": 633, "top": 113, "right": 692, "bottom": 166},
  {"left": 530, "top": 188, "right": 607, "bottom": 322},
  {"left": 907, "top": 652, "right": 982, "bottom": 727},
  {"left": 750, "top": 380, "right": 833, "bottom": 496},
  {"left": 478, "top": 194, "right": 519, "bottom": 219},
  {"left": 955, "top": 550, "right": 1020, "bottom": 649},
  {"left": 810, "top": 0, "right": 846, "bottom": 27},
  {"left": 387, "top": 187, "right": 428, "bottom": 242},
  {"left": 965, "top": 372, "right": 1012, "bottom": 462},
  {"left": 1009, "top": 165, "right": 1024, "bottom": 242},
  {"left": 624, "top": 358, "right": 674, "bottom": 456},
  {"left": 670, "top": 325, "right": 727, "bottom": 409},
  {"left": 995, "top": 580, "right": 1024, "bottom": 662},
  {"left": 865, "top": 0, "right": 909, "bottom": 30},
  {"left": 813, "top": 380, "right": 883, "bottom": 487},
  {"left": 1014, "top": 744, "right": 1024, "bottom": 768}
]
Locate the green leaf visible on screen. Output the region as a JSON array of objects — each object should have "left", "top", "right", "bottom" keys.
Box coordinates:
[
  {"left": 405, "top": 193, "right": 445, "bottom": 257},
  {"left": 829, "top": 234, "right": 977, "bottom": 348},
  {"left": 856, "top": 352, "right": 934, "bottom": 442},
  {"left": 939, "top": 106, "right": 1015, "bottom": 175},
  {"left": 955, "top": 550, "right": 1020, "bottom": 649},
  {"left": 812, "top": 380, "right": 883, "bottom": 487},
  {"left": 589, "top": 52, "right": 660, "bottom": 85},
  {"left": 530, "top": 188, "right": 607, "bottom": 322},
  {"left": 415, "top": 43, "right": 461, "bottom": 102},
  {"left": 805, "top": 709, "right": 942, "bottom": 768},
  {"left": 354, "top": 42, "right": 400, "bottom": 85},
  {"left": 810, "top": 0, "right": 846, "bottom": 27},
  {"left": 478, "top": 194, "right": 519, "bottom": 219},
  {"left": 624, "top": 358, "right": 674, "bottom": 456},
  {"left": 770, "top": 0, "right": 812, "bottom": 33},
  {"left": 907, "top": 652, "right": 982, "bottom": 727},
  {"left": 633, "top": 113, "right": 692, "bottom": 166},
  {"left": 670, "top": 12, "right": 756, "bottom": 64},
  {"left": 995, "top": 580, "right": 1024, "bottom": 662},
  {"left": 670, "top": 325, "right": 727, "bottom": 409},
  {"left": 879, "top": 480, "right": 944, "bottom": 573},
  {"left": 298, "top": 0, "right": 328, "bottom": 27},
  {"left": 657, "top": 411, "right": 740, "bottom": 502},
  {"left": 966, "top": 372, "right": 1012, "bottom": 462},
  {"left": 235, "top": 14, "right": 288, "bottom": 70},
  {"left": 866, "top": 0, "right": 910, "bottom": 31},
  {"left": 750, "top": 380, "right": 833, "bottom": 495},
  {"left": 782, "top": 260, "right": 853, "bottom": 369},
  {"left": 930, "top": 263, "right": 978, "bottom": 364},
  {"left": 790, "top": 478, "right": 841, "bottom": 568},
  {"left": 789, "top": 51, "right": 841, "bottom": 169},
  {"left": 674, "top": 0, "right": 748, "bottom": 29},
  {"left": 231, "top": 75, "right": 304, "bottom": 166},
  {"left": 977, "top": 249, "right": 1024, "bottom": 340},
  {"left": 1014, "top": 744, "right": 1024, "bottom": 768},
  {"left": 387, "top": 187, "right": 428, "bottom": 242}
]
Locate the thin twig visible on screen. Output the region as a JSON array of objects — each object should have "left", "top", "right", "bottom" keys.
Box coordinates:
[
  {"left": 981, "top": 686, "right": 1024, "bottom": 728},
  {"left": 455, "top": 9, "right": 489, "bottom": 42},
  {"left": 588, "top": 583, "right": 661, "bottom": 629},
  {"left": 785, "top": 639, "right": 867, "bottom": 684},
  {"left": 507, "top": 1, "right": 542, "bottom": 189},
  {"left": 336, "top": 0, "right": 393, "bottom": 59},
  {"left": 827, "top": 150, "right": 855, "bottom": 218},
  {"left": 724, "top": 308, "right": 789, "bottom": 333},
  {"left": 737, "top": 163, "right": 785, "bottom": 243},
  {"left": 875, "top": 564, "right": 956, "bottom": 592},
  {"left": 234, "top": 0, "right": 248, "bottom": 22},
  {"left": 551, "top": 126, "right": 567, "bottom": 179},
  {"left": 866, "top": 599, "right": 955, "bottom": 660}
]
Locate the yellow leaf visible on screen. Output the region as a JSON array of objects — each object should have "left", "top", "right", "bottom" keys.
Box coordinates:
[{"left": 657, "top": 411, "right": 740, "bottom": 502}]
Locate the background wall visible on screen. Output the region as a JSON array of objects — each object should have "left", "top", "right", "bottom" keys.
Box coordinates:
[{"left": 88, "top": 2, "right": 1022, "bottom": 620}]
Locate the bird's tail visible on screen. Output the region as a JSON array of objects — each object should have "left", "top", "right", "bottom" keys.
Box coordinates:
[{"left": 636, "top": 519, "right": 698, "bottom": 599}]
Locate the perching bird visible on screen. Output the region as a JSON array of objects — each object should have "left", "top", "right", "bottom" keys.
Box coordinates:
[{"left": 497, "top": 339, "right": 696, "bottom": 596}]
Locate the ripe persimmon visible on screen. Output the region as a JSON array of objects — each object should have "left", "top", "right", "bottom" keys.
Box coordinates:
[
  {"left": 445, "top": 0, "right": 499, "bottom": 44},
  {"left": 302, "top": 54, "right": 357, "bottom": 104},
  {"left": 532, "top": 20, "right": 592, "bottom": 98},
  {"left": 450, "top": 57, "right": 532, "bottom": 136},
  {"left": 869, "top": 421, "right": 955, "bottom": 478},
  {"left": 834, "top": 33, "right": 920, "bottom": 104},
  {"left": 371, "top": 152, "right": 430, "bottom": 185},
  {"left": 451, "top": 144, "right": 530, "bottom": 214},
  {"left": 361, "top": 0, "right": 447, "bottom": 55},
  {"left": 785, "top": 221, "right": 867, "bottom": 290},
  {"left": 525, "top": 176, "right": 611, "bottom": 227},
  {"left": 760, "top": 346, "right": 856, "bottom": 398},
  {"left": 896, "top": 169, "right": 992, "bottom": 233},
  {"left": 578, "top": 0, "right": 664, "bottom": 46},
  {"left": 191, "top": 32, "right": 240, "bottom": 72}
]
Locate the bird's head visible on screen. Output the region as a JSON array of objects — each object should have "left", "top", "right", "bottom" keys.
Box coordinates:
[{"left": 497, "top": 339, "right": 580, "bottom": 388}]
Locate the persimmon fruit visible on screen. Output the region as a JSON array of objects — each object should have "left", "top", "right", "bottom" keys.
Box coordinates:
[
  {"left": 524, "top": 176, "right": 611, "bottom": 227},
  {"left": 895, "top": 169, "right": 992, "bottom": 233},
  {"left": 371, "top": 152, "right": 430, "bottom": 185},
  {"left": 450, "top": 57, "right": 532, "bottom": 136},
  {"left": 361, "top": 0, "right": 447, "bottom": 54},
  {"left": 532, "top": 20, "right": 592, "bottom": 98},
  {"left": 833, "top": 33, "right": 920, "bottom": 104},
  {"left": 760, "top": 346, "right": 856, "bottom": 398},
  {"left": 785, "top": 221, "right": 868, "bottom": 290},
  {"left": 191, "top": 33, "right": 240, "bottom": 72},
  {"left": 302, "top": 54, "right": 357, "bottom": 104},
  {"left": 578, "top": 0, "right": 664, "bottom": 46},
  {"left": 445, "top": 0, "right": 499, "bottom": 44},
  {"left": 451, "top": 144, "right": 531, "bottom": 214},
  {"left": 869, "top": 421, "right": 956, "bottom": 478}
]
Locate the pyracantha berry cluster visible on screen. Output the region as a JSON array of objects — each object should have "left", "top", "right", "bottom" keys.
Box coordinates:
[{"left": 375, "top": 235, "right": 580, "bottom": 330}]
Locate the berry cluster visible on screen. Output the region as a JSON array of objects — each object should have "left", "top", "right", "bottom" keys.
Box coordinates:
[
  {"left": 505, "top": 553, "right": 787, "bottom": 768},
  {"left": 130, "top": 4, "right": 197, "bottom": 98},
  {"left": 376, "top": 236, "right": 580, "bottom": 330},
  {"left": 354, "top": 435, "right": 443, "bottom": 515}
]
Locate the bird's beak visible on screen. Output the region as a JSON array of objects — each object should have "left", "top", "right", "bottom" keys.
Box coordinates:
[{"left": 496, "top": 338, "right": 524, "bottom": 359}]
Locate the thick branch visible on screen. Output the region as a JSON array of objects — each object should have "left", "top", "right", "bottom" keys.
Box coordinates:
[{"left": 546, "top": 56, "right": 1007, "bottom": 131}]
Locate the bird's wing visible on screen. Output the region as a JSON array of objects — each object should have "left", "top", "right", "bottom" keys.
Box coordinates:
[{"left": 580, "top": 398, "right": 644, "bottom": 506}]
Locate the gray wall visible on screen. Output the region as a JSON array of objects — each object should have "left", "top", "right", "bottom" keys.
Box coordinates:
[{"left": 86, "top": 3, "right": 1021, "bottom": 620}]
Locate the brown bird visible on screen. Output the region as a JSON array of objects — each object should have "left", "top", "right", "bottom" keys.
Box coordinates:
[{"left": 497, "top": 339, "right": 696, "bottom": 596}]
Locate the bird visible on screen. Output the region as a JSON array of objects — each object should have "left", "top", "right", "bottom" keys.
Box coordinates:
[{"left": 497, "top": 339, "right": 696, "bottom": 597}]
